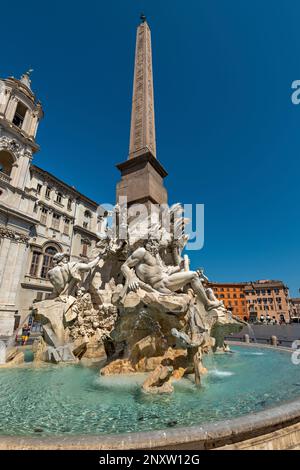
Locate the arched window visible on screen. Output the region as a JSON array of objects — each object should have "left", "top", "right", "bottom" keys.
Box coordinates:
[
  {"left": 0, "top": 150, "right": 14, "bottom": 176},
  {"left": 67, "top": 198, "right": 72, "bottom": 211},
  {"left": 40, "top": 246, "right": 58, "bottom": 279},
  {"left": 13, "top": 101, "right": 27, "bottom": 128}
]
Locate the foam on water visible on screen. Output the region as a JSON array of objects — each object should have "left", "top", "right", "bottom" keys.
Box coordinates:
[
  {"left": 237, "top": 351, "right": 264, "bottom": 356},
  {"left": 95, "top": 373, "right": 147, "bottom": 390},
  {"left": 209, "top": 369, "right": 235, "bottom": 377}
]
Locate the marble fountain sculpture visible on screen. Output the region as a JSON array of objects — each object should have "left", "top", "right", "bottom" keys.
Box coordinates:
[{"left": 33, "top": 203, "right": 244, "bottom": 394}]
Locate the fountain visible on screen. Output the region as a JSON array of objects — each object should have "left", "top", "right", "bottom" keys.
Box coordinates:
[
  {"left": 28, "top": 203, "right": 245, "bottom": 392},
  {"left": 0, "top": 140, "right": 298, "bottom": 452},
  {"left": 0, "top": 210, "right": 297, "bottom": 450}
]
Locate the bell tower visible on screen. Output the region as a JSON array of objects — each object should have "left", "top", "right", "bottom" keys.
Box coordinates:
[
  {"left": 0, "top": 70, "right": 43, "bottom": 338},
  {"left": 116, "top": 15, "right": 168, "bottom": 206},
  {"left": 0, "top": 70, "right": 43, "bottom": 190}
]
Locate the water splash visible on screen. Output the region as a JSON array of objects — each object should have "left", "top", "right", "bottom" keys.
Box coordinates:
[
  {"left": 246, "top": 324, "right": 257, "bottom": 342},
  {"left": 209, "top": 369, "right": 234, "bottom": 377},
  {"left": 133, "top": 308, "right": 164, "bottom": 338}
]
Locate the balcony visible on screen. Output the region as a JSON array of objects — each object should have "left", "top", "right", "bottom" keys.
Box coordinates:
[
  {"left": 0, "top": 171, "right": 11, "bottom": 184},
  {"left": 21, "top": 275, "right": 52, "bottom": 290}
]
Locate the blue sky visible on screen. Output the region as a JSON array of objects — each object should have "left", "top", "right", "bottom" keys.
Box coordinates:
[{"left": 2, "top": 0, "right": 299, "bottom": 294}]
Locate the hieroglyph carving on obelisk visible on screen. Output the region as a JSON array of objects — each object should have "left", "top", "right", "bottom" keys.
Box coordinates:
[{"left": 129, "top": 20, "right": 157, "bottom": 159}]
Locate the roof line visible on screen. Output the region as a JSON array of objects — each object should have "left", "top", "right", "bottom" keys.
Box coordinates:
[{"left": 31, "top": 164, "right": 100, "bottom": 208}]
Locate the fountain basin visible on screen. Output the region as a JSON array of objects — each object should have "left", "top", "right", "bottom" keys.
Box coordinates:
[{"left": 0, "top": 343, "right": 300, "bottom": 449}]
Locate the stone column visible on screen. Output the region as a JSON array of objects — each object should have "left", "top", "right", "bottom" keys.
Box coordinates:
[
  {"left": 5, "top": 96, "right": 18, "bottom": 122},
  {"left": 0, "top": 231, "right": 29, "bottom": 337},
  {"left": 22, "top": 109, "right": 32, "bottom": 135},
  {"left": 14, "top": 151, "right": 31, "bottom": 190},
  {"left": 29, "top": 113, "right": 38, "bottom": 138}
]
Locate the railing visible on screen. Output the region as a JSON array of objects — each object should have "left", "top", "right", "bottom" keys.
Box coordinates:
[
  {"left": 227, "top": 335, "right": 293, "bottom": 347},
  {"left": 0, "top": 172, "right": 11, "bottom": 184}
]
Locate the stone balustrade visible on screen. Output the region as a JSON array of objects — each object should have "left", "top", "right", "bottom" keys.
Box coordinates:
[{"left": 0, "top": 172, "right": 11, "bottom": 184}]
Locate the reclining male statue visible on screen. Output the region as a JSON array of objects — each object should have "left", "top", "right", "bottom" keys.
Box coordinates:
[{"left": 121, "top": 237, "right": 222, "bottom": 311}]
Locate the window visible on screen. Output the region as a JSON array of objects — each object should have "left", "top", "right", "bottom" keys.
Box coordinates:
[
  {"left": 13, "top": 102, "right": 27, "bottom": 128},
  {"left": 52, "top": 213, "right": 60, "bottom": 230},
  {"left": 36, "top": 183, "right": 42, "bottom": 195},
  {"left": 56, "top": 192, "right": 63, "bottom": 204},
  {"left": 64, "top": 218, "right": 70, "bottom": 235},
  {"left": 40, "top": 246, "right": 58, "bottom": 279},
  {"left": 240, "top": 294, "right": 245, "bottom": 298},
  {"left": 40, "top": 207, "right": 48, "bottom": 225},
  {"left": 83, "top": 210, "right": 92, "bottom": 230},
  {"left": 45, "top": 186, "right": 51, "bottom": 198},
  {"left": 0, "top": 150, "right": 14, "bottom": 176},
  {"left": 81, "top": 239, "right": 89, "bottom": 257},
  {"left": 67, "top": 199, "right": 72, "bottom": 211},
  {"left": 29, "top": 251, "right": 41, "bottom": 276}
]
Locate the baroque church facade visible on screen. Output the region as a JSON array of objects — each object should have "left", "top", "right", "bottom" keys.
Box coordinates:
[
  {"left": 0, "top": 16, "right": 170, "bottom": 339},
  {"left": 0, "top": 72, "right": 100, "bottom": 337}
]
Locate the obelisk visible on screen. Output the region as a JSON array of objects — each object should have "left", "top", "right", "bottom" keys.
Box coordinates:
[{"left": 116, "top": 15, "right": 168, "bottom": 206}]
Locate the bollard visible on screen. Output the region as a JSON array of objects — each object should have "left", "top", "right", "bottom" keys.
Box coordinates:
[
  {"left": 243, "top": 334, "right": 250, "bottom": 344},
  {"left": 270, "top": 335, "right": 278, "bottom": 347}
]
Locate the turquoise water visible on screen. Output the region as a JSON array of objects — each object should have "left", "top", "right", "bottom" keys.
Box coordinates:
[{"left": 0, "top": 346, "right": 299, "bottom": 436}]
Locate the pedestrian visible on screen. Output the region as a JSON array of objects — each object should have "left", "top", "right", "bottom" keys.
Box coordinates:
[{"left": 21, "top": 324, "right": 30, "bottom": 346}]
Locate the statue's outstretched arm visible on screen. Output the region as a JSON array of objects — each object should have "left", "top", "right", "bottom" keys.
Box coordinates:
[{"left": 76, "top": 255, "right": 100, "bottom": 272}]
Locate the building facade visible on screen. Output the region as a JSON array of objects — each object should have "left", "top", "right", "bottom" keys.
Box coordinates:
[
  {"left": 209, "top": 279, "right": 291, "bottom": 322},
  {"left": 0, "top": 72, "right": 100, "bottom": 337},
  {"left": 244, "top": 280, "right": 290, "bottom": 323},
  {"left": 207, "top": 282, "right": 248, "bottom": 320}
]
